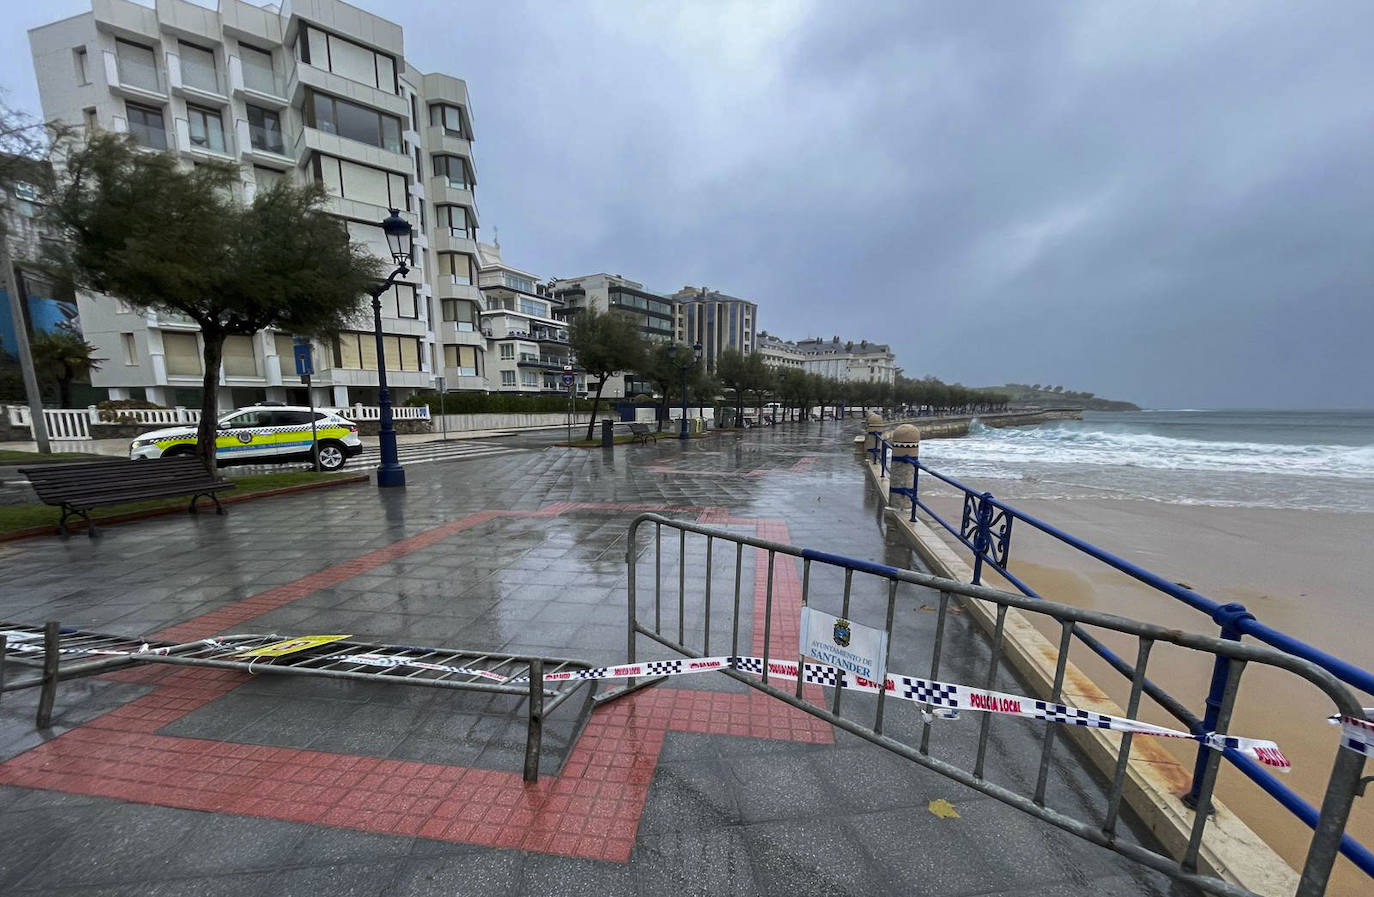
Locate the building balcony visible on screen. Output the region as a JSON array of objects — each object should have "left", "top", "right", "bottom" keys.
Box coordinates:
[
  {"left": 427, "top": 176, "right": 477, "bottom": 211},
  {"left": 423, "top": 125, "right": 473, "bottom": 160},
  {"left": 516, "top": 354, "right": 567, "bottom": 370},
  {"left": 233, "top": 118, "right": 294, "bottom": 167},
  {"left": 438, "top": 322, "right": 486, "bottom": 346},
  {"left": 430, "top": 230, "right": 478, "bottom": 256},
  {"left": 287, "top": 60, "right": 409, "bottom": 120},
  {"left": 103, "top": 49, "right": 167, "bottom": 103},
  {"left": 294, "top": 126, "right": 411, "bottom": 176},
  {"left": 435, "top": 279, "right": 482, "bottom": 302},
  {"left": 227, "top": 54, "right": 290, "bottom": 109},
  {"left": 167, "top": 52, "right": 230, "bottom": 107}
]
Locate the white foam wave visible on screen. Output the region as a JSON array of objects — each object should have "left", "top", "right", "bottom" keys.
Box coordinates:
[{"left": 921, "top": 420, "right": 1374, "bottom": 480}]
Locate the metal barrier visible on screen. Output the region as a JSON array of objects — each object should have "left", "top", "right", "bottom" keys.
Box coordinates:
[
  {"left": 888, "top": 455, "right": 1374, "bottom": 883},
  {"left": 596, "top": 513, "right": 1366, "bottom": 897},
  {"left": 0, "top": 623, "right": 595, "bottom": 782}
]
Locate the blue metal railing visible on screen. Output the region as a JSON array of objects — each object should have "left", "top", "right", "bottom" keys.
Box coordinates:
[{"left": 872, "top": 446, "right": 1374, "bottom": 880}]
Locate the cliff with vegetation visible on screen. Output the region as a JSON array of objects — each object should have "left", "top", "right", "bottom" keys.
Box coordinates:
[{"left": 978, "top": 383, "right": 1140, "bottom": 412}]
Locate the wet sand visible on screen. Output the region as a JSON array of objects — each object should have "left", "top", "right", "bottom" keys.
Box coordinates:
[{"left": 921, "top": 495, "right": 1374, "bottom": 894}]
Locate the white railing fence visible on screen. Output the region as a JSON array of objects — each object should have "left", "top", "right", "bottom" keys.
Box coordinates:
[{"left": 330, "top": 404, "right": 431, "bottom": 422}]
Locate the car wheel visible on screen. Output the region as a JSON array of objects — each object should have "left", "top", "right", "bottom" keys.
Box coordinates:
[
  {"left": 161, "top": 445, "right": 194, "bottom": 458},
  {"left": 315, "top": 442, "right": 346, "bottom": 471}
]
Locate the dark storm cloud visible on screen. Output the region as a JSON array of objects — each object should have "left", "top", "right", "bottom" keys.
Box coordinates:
[{"left": 5, "top": 0, "right": 1370, "bottom": 407}]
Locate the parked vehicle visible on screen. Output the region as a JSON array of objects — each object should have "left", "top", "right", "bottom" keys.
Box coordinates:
[{"left": 129, "top": 405, "right": 363, "bottom": 471}]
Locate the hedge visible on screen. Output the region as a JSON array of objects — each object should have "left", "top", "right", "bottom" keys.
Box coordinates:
[{"left": 407, "top": 393, "right": 597, "bottom": 414}]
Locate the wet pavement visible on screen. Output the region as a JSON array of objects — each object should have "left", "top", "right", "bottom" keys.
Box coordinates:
[{"left": 0, "top": 422, "right": 1193, "bottom": 896}]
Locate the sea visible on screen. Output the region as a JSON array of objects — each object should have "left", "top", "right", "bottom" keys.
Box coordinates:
[{"left": 916, "top": 410, "right": 1374, "bottom": 513}]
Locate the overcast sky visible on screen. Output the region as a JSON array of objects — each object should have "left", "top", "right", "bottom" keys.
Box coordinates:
[{"left": 3, "top": 0, "right": 1371, "bottom": 409}]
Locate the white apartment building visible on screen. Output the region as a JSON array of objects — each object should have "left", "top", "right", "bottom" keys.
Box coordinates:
[
  {"left": 670, "top": 286, "right": 756, "bottom": 374},
  {"left": 757, "top": 332, "right": 897, "bottom": 385},
  {"left": 477, "top": 241, "right": 584, "bottom": 395},
  {"left": 28, "top": 0, "right": 481, "bottom": 410},
  {"left": 550, "top": 273, "right": 673, "bottom": 398}
]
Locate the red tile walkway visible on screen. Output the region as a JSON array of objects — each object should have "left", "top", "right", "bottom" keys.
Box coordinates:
[{"left": 0, "top": 501, "right": 832, "bottom": 862}]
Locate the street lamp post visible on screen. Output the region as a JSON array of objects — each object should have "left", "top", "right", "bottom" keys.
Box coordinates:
[
  {"left": 669, "top": 341, "right": 703, "bottom": 440},
  {"left": 368, "top": 209, "right": 413, "bottom": 488}
]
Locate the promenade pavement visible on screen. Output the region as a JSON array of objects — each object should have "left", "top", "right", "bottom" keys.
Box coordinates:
[{"left": 0, "top": 422, "right": 1196, "bottom": 896}]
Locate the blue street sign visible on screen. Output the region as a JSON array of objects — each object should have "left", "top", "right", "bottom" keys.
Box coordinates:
[
  {"left": 561, "top": 372, "right": 574, "bottom": 387},
  {"left": 293, "top": 340, "right": 314, "bottom": 377}
]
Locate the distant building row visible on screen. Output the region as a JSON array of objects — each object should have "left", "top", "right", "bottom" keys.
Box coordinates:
[
  {"left": 20, "top": 0, "right": 893, "bottom": 409},
  {"left": 756, "top": 332, "right": 896, "bottom": 385}
]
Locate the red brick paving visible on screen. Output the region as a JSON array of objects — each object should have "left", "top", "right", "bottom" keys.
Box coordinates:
[{"left": 0, "top": 502, "right": 832, "bottom": 861}]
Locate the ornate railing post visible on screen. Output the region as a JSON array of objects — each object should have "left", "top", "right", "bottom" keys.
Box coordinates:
[
  {"left": 864, "top": 411, "right": 884, "bottom": 463},
  {"left": 969, "top": 492, "right": 995, "bottom": 585},
  {"left": 888, "top": 424, "right": 920, "bottom": 514},
  {"left": 1184, "top": 601, "right": 1255, "bottom": 809}
]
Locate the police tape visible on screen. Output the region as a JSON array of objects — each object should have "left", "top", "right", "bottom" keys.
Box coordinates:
[
  {"left": 1327, "top": 710, "right": 1374, "bottom": 758},
  {"left": 333, "top": 651, "right": 1292, "bottom": 771}
]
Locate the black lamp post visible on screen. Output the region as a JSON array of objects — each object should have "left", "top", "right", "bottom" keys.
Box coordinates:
[
  {"left": 668, "top": 341, "right": 703, "bottom": 440},
  {"left": 368, "top": 208, "right": 413, "bottom": 488}
]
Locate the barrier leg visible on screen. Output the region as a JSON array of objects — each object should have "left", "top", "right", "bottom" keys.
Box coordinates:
[
  {"left": 36, "top": 621, "right": 59, "bottom": 728},
  {"left": 524, "top": 658, "right": 544, "bottom": 783}
]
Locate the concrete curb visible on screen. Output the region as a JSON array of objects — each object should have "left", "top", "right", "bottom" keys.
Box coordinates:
[
  {"left": 0, "top": 474, "right": 369, "bottom": 543},
  {"left": 861, "top": 457, "right": 1298, "bottom": 896}
]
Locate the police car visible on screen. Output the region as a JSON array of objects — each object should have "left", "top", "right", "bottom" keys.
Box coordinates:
[{"left": 129, "top": 405, "right": 364, "bottom": 471}]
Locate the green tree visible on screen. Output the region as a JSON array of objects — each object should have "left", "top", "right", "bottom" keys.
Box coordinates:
[
  {"left": 47, "top": 132, "right": 381, "bottom": 469},
  {"left": 568, "top": 306, "right": 646, "bottom": 440},
  {"left": 716, "top": 349, "right": 749, "bottom": 427},
  {"left": 30, "top": 329, "right": 102, "bottom": 407}
]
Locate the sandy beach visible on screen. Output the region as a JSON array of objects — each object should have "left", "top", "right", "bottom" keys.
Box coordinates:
[{"left": 920, "top": 494, "right": 1374, "bottom": 894}]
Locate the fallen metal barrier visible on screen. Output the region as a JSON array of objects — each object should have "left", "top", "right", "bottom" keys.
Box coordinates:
[
  {"left": 1, "top": 625, "right": 597, "bottom": 782},
  {"left": 595, "top": 513, "right": 1367, "bottom": 897}
]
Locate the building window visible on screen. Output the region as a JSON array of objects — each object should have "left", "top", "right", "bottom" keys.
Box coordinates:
[
  {"left": 438, "top": 252, "right": 472, "bottom": 285},
  {"left": 83, "top": 107, "right": 98, "bottom": 131},
  {"left": 253, "top": 165, "right": 286, "bottom": 192},
  {"left": 239, "top": 43, "right": 276, "bottom": 95},
  {"left": 506, "top": 273, "right": 537, "bottom": 294},
  {"left": 432, "top": 155, "right": 469, "bottom": 190},
  {"left": 313, "top": 154, "right": 408, "bottom": 210},
  {"left": 499, "top": 343, "right": 514, "bottom": 360},
  {"left": 246, "top": 104, "right": 285, "bottom": 154},
  {"left": 443, "top": 345, "right": 478, "bottom": 376},
  {"left": 379, "top": 282, "right": 419, "bottom": 319},
  {"left": 332, "top": 332, "right": 421, "bottom": 371},
  {"left": 429, "top": 103, "right": 466, "bottom": 138},
  {"left": 186, "top": 104, "right": 226, "bottom": 153},
  {"left": 74, "top": 47, "right": 89, "bottom": 85},
  {"left": 441, "top": 299, "right": 477, "bottom": 330},
  {"left": 179, "top": 42, "right": 218, "bottom": 93},
  {"left": 163, "top": 332, "right": 202, "bottom": 375},
  {"left": 519, "top": 297, "right": 546, "bottom": 317},
  {"left": 116, "top": 39, "right": 159, "bottom": 92},
  {"left": 222, "top": 335, "right": 257, "bottom": 377},
  {"left": 298, "top": 25, "right": 398, "bottom": 93},
  {"left": 122, "top": 333, "right": 137, "bottom": 365},
  {"left": 501, "top": 370, "right": 516, "bottom": 387},
  {"left": 440, "top": 205, "right": 470, "bottom": 238},
  {"left": 125, "top": 102, "right": 167, "bottom": 150},
  {"left": 521, "top": 371, "right": 538, "bottom": 387},
  {"left": 305, "top": 89, "right": 402, "bottom": 153}
]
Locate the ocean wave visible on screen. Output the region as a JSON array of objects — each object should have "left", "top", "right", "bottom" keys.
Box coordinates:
[{"left": 922, "top": 420, "right": 1374, "bottom": 480}]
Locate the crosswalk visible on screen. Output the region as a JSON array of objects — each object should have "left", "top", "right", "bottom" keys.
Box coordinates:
[{"left": 350, "top": 439, "right": 527, "bottom": 468}]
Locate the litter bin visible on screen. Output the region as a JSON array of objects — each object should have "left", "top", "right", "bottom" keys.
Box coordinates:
[{"left": 601, "top": 418, "right": 614, "bottom": 448}]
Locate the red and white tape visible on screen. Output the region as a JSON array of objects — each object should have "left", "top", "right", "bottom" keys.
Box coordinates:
[
  {"left": 333, "top": 651, "right": 1292, "bottom": 771},
  {"left": 1328, "top": 710, "right": 1374, "bottom": 759}
]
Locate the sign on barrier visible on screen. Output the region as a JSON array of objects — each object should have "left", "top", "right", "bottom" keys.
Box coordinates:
[{"left": 799, "top": 607, "right": 889, "bottom": 683}]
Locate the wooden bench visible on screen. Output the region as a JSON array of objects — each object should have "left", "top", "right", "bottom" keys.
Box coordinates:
[
  {"left": 19, "top": 457, "right": 236, "bottom": 538},
  {"left": 628, "top": 422, "right": 657, "bottom": 444}
]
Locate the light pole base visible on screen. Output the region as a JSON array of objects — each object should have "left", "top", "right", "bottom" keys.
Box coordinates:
[{"left": 376, "top": 463, "right": 406, "bottom": 488}]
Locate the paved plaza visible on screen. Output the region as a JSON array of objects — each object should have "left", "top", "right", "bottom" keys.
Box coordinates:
[{"left": 0, "top": 424, "right": 1194, "bottom": 896}]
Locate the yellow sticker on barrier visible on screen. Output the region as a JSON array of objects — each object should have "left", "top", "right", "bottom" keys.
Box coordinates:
[{"left": 237, "top": 634, "right": 351, "bottom": 658}]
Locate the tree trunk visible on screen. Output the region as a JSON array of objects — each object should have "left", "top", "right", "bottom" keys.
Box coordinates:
[
  {"left": 57, "top": 371, "right": 73, "bottom": 409},
  {"left": 196, "top": 330, "right": 224, "bottom": 472},
  {"left": 584, "top": 379, "right": 606, "bottom": 442},
  {"left": 734, "top": 388, "right": 743, "bottom": 428}
]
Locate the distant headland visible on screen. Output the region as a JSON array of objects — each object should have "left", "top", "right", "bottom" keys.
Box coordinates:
[{"left": 976, "top": 383, "right": 1141, "bottom": 412}]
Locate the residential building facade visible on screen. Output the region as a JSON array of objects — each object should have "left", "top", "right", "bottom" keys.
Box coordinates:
[
  {"left": 670, "top": 286, "right": 756, "bottom": 373},
  {"left": 550, "top": 273, "right": 673, "bottom": 397},
  {"left": 757, "top": 332, "right": 897, "bottom": 385},
  {"left": 28, "top": 0, "right": 481, "bottom": 410},
  {"left": 477, "top": 241, "right": 584, "bottom": 395}
]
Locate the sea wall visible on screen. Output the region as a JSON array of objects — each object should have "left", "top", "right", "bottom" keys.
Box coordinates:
[{"left": 882, "top": 409, "right": 1082, "bottom": 440}]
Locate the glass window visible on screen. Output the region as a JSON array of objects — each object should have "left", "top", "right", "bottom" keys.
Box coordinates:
[
  {"left": 179, "top": 42, "right": 217, "bottom": 93},
  {"left": 122, "top": 333, "right": 137, "bottom": 365},
  {"left": 125, "top": 102, "right": 167, "bottom": 150},
  {"left": 307, "top": 90, "right": 402, "bottom": 153},
  {"left": 163, "top": 332, "right": 202, "bottom": 375},
  {"left": 328, "top": 35, "right": 376, "bottom": 86},
  {"left": 501, "top": 370, "right": 516, "bottom": 387},
  {"left": 507, "top": 273, "right": 537, "bottom": 294},
  {"left": 441, "top": 205, "right": 470, "bottom": 237},
  {"left": 222, "top": 335, "right": 256, "bottom": 376},
  {"left": 253, "top": 165, "right": 285, "bottom": 193},
  {"left": 381, "top": 283, "right": 418, "bottom": 318},
  {"left": 240, "top": 44, "right": 275, "bottom": 94},
  {"left": 440, "top": 252, "right": 471, "bottom": 285},
  {"left": 116, "top": 40, "right": 158, "bottom": 92},
  {"left": 246, "top": 104, "right": 284, "bottom": 154},
  {"left": 74, "top": 47, "right": 89, "bottom": 85},
  {"left": 271, "top": 410, "right": 314, "bottom": 426},
  {"left": 187, "top": 104, "right": 225, "bottom": 153},
  {"left": 429, "top": 103, "right": 465, "bottom": 136},
  {"left": 432, "top": 155, "right": 468, "bottom": 189},
  {"left": 499, "top": 344, "right": 514, "bottom": 359}
]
